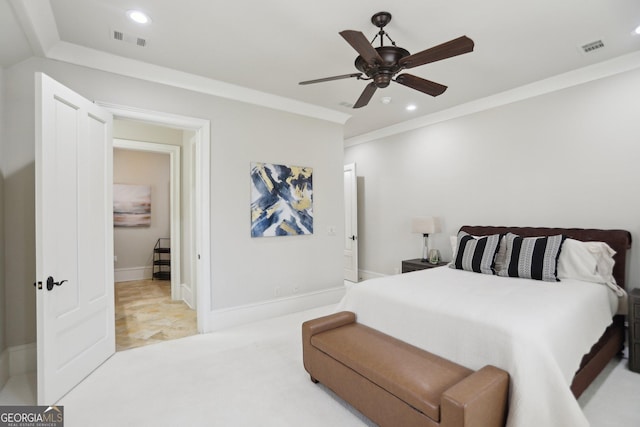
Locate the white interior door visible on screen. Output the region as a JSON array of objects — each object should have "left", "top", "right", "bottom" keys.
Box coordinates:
[
  {"left": 35, "top": 73, "right": 115, "bottom": 404},
  {"left": 344, "top": 163, "right": 358, "bottom": 282}
]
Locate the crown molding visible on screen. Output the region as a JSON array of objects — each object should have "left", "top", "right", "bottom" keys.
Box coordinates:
[
  {"left": 13, "top": 1, "right": 349, "bottom": 125},
  {"left": 47, "top": 42, "right": 350, "bottom": 125},
  {"left": 15, "top": 0, "right": 639, "bottom": 139},
  {"left": 345, "top": 50, "right": 640, "bottom": 147}
]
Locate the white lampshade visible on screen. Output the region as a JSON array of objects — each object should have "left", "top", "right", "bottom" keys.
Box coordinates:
[{"left": 411, "top": 217, "right": 441, "bottom": 234}]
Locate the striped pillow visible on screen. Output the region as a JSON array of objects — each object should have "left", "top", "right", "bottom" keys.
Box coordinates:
[
  {"left": 497, "top": 233, "right": 566, "bottom": 282},
  {"left": 450, "top": 231, "right": 501, "bottom": 275}
]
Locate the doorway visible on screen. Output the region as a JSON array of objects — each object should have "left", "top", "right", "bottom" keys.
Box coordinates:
[
  {"left": 96, "top": 101, "right": 211, "bottom": 333},
  {"left": 344, "top": 163, "right": 358, "bottom": 282},
  {"left": 35, "top": 75, "right": 211, "bottom": 403},
  {"left": 98, "top": 102, "right": 211, "bottom": 337},
  {"left": 112, "top": 128, "right": 196, "bottom": 350},
  {"left": 113, "top": 136, "right": 182, "bottom": 299}
]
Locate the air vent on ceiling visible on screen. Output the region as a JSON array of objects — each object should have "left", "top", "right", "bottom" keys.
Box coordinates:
[
  {"left": 580, "top": 40, "right": 604, "bottom": 54},
  {"left": 111, "top": 29, "right": 148, "bottom": 47}
]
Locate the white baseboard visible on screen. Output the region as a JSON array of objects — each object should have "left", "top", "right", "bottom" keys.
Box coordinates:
[
  {"left": 181, "top": 283, "right": 194, "bottom": 309},
  {"left": 206, "top": 286, "right": 346, "bottom": 332},
  {"left": 114, "top": 266, "right": 152, "bottom": 282},
  {"left": 358, "top": 269, "right": 387, "bottom": 281}
]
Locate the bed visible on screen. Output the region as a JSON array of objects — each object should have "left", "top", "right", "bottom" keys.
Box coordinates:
[{"left": 336, "top": 226, "right": 631, "bottom": 427}]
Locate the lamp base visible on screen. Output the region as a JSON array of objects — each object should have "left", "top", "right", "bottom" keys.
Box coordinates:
[{"left": 421, "top": 233, "right": 429, "bottom": 263}]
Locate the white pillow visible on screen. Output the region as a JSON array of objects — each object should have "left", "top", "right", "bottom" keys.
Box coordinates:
[{"left": 557, "top": 238, "right": 616, "bottom": 285}]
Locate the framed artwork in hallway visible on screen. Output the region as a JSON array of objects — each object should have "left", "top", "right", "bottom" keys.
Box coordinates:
[{"left": 113, "top": 184, "right": 152, "bottom": 227}]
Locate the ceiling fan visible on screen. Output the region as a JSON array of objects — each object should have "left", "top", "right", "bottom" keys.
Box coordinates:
[{"left": 299, "top": 11, "right": 474, "bottom": 108}]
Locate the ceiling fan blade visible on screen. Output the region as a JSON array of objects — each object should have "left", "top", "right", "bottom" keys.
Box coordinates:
[
  {"left": 299, "top": 73, "right": 362, "bottom": 85},
  {"left": 395, "top": 74, "right": 447, "bottom": 97},
  {"left": 399, "top": 36, "right": 474, "bottom": 69},
  {"left": 353, "top": 82, "right": 377, "bottom": 108},
  {"left": 340, "top": 30, "right": 384, "bottom": 65}
]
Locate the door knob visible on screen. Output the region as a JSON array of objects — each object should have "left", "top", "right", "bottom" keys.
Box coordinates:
[
  {"left": 349, "top": 235, "right": 357, "bottom": 241},
  {"left": 46, "top": 276, "right": 68, "bottom": 291}
]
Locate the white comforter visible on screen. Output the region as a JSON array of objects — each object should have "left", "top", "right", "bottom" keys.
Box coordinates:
[{"left": 337, "top": 267, "right": 618, "bottom": 427}]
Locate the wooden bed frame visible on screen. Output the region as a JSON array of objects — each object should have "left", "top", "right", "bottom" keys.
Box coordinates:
[{"left": 460, "top": 226, "right": 632, "bottom": 398}]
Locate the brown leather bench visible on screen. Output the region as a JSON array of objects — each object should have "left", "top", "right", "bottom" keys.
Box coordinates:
[{"left": 302, "top": 311, "right": 509, "bottom": 427}]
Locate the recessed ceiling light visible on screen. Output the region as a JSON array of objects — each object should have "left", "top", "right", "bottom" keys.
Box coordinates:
[
  {"left": 380, "top": 96, "right": 392, "bottom": 104},
  {"left": 635, "top": 25, "right": 640, "bottom": 35},
  {"left": 406, "top": 104, "right": 417, "bottom": 111},
  {"left": 127, "top": 10, "right": 151, "bottom": 24}
]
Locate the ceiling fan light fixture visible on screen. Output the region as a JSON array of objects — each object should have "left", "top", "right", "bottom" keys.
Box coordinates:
[{"left": 127, "top": 10, "right": 151, "bottom": 24}]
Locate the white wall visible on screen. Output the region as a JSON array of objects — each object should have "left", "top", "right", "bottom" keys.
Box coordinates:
[
  {"left": 3, "top": 57, "right": 344, "bottom": 346},
  {"left": 345, "top": 67, "right": 640, "bottom": 290},
  {"left": 113, "top": 149, "right": 170, "bottom": 279},
  {"left": 114, "top": 120, "right": 184, "bottom": 145}
]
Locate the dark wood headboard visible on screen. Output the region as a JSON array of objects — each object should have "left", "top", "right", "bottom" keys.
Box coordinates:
[{"left": 459, "top": 226, "right": 632, "bottom": 290}]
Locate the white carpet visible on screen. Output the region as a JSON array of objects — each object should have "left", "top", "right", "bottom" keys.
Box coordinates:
[
  {"left": 59, "top": 305, "right": 375, "bottom": 427},
  {"left": 2, "top": 304, "right": 639, "bottom": 426}
]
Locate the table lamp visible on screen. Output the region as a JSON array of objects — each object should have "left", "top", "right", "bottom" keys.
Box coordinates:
[{"left": 411, "top": 217, "right": 441, "bottom": 262}]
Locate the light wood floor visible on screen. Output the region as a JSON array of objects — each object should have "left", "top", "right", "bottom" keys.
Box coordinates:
[{"left": 115, "top": 279, "right": 197, "bottom": 351}]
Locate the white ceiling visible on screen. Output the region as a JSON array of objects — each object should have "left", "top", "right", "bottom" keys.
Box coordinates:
[{"left": 3, "top": 0, "right": 640, "bottom": 138}]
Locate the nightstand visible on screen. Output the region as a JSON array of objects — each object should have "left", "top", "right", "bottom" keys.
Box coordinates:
[
  {"left": 401, "top": 259, "right": 448, "bottom": 273},
  {"left": 629, "top": 288, "right": 640, "bottom": 373}
]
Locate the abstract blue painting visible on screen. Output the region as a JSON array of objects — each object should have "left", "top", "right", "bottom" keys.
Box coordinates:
[{"left": 250, "top": 162, "right": 313, "bottom": 237}]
